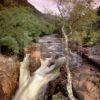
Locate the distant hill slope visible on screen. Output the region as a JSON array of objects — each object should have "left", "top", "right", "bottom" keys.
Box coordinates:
[{"left": 0, "top": 0, "right": 42, "bottom": 15}]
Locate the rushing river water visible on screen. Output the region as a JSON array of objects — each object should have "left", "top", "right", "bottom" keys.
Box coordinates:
[
  {"left": 37, "top": 34, "right": 100, "bottom": 100},
  {"left": 38, "top": 34, "right": 82, "bottom": 68}
]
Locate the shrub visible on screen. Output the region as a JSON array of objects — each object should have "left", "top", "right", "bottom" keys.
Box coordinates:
[
  {"left": 70, "top": 31, "right": 100, "bottom": 46},
  {"left": 0, "top": 6, "right": 56, "bottom": 53},
  {"left": 0, "top": 36, "right": 19, "bottom": 53}
]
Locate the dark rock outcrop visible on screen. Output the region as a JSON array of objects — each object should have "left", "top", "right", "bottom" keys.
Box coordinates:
[{"left": 80, "top": 44, "right": 100, "bottom": 69}]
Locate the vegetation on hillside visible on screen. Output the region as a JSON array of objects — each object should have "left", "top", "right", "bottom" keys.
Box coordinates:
[
  {"left": 53, "top": 0, "right": 100, "bottom": 46},
  {"left": 0, "top": 2, "right": 56, "bottom": 53}
]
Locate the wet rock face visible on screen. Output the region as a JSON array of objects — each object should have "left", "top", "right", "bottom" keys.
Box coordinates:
[
  {"left": 24, "top": 43, "right": 41, "bottom": 75},
  {"left": 0, "top": 55, "right": 19, "bottom": 100},
  {"left": 45, "top": 66, "right": 68, "bottom": 100},
  {"left": 87, "top": 44, "right": 100, "bottom": 55},
  {"left": 87, "top": 44, "right": 100, "bottom": 65}
]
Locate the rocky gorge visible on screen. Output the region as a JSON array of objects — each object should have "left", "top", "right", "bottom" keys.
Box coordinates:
[{"left": 0, "top": 34, "right": 100, "bottom": 100}]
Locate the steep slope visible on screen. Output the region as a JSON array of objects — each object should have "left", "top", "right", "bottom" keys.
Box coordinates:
[
  {"left": 0, "top": 0, "right": 56, "bottom": 54},
  {"left": 0, "top": 0, "right": 42, "bottom": 15}
]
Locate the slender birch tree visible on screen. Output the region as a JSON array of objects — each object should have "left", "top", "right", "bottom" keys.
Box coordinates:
[{"left": 56, "top": 0, "right": 96, "bottom": 100}]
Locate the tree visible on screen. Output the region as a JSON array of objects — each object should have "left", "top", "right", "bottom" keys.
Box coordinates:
[
  {"left": 56, "top": 0, "right": 97, "bottom": 100},
  {"left": 56, "top": 0, "right": 97, "bottom": 33}
]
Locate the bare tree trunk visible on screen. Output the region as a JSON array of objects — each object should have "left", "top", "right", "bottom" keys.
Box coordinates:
[{"left": 61, "top": 26, "right": 76, "bottom": 100}]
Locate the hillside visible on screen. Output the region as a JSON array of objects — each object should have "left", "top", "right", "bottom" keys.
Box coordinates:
[
  {"left": 0, "top": 0, "right": 42, "bottom": 14},
  {"left": 0, "top": 0, "right": 56, "bottom": 54}
]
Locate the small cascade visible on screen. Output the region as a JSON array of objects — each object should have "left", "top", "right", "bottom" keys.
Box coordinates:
[
  {"left": 38, "top": 35, "right": 65, "bottom": 58},
  {"left": 38, "top": 34, "right": 82, "bottom": 68}
]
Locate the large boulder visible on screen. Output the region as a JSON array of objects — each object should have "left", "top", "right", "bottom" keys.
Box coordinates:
[
  {"left": 24, "top": 43, "right": 41, "bottom": 75},
  {"left": 72, "top": 65, "right": 100, "bottom": 100},
  {"left": 0, "top": 55, "right": 19, "bottom": 100}
]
